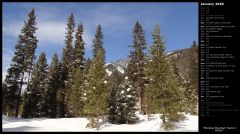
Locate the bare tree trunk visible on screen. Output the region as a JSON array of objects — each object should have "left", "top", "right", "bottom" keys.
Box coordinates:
[
  {"left": 147, "top": 113, "right": 151, "bottom": 121},
  {"left": 96, "top": 101, "right": 99, "bottom": 130},
  {"left": 27, "top": 71, "right": 31, "bottom": 85},
  {"left": 162, "top": 114, "right": 166, "bottom": 123},
  {"left": 96, "top": 117, "right": 99, "bottom": 130},
  {"left": 138, "top": 91, "right": 141, "bottom": 113},
  {"left": 15, "top": 72, "right": 24, "bottom": 118},
  {"left": 137, "top": 79, "right": 142, "bottom": 113}
]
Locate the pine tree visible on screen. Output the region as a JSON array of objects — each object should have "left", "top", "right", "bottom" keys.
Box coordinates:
[
  {"left": 171, "top": 58, "right": 182, "bottom": 84},
  {"left": 145, "top": 25, "right": 182, "bottom": 124},
  {"left": 18, "top": 8, "right": 38, "bottom": 118},
  {"left": 3, "top": 8, "right": 38, "bottom": 117},
  {"left": 82, "top": 58, "right": 91, "bottom": 113},
  {"left": 128, "top": 21, "right": 147, "bottom": 113},
  {"left": 23, "top": 8, "right": 38, "bottom": 80},
  {"left": 22, "top": 52, "right": 48, "bottom": 118},
  {"left": 2, "top": 81, "right": 18, "bottom": 117},
  {"left": 184, "top": 41, "right": 198, "bottom": 114},
  {"left": 45, "top": 53, "right": 60, "bottom": 118},
  {"left": 83, "top": 58, "right": 91, "bottom": 75},
  {"left": 65, "top": 23, "right": 86, "bottom": 117},
  {"left": 108, "top": 85, "right": 119, "bottom": 124},
  {"left": 120, "top": 80, "right": 138, "bottom": 124},
  {"left": 85, "top": 50, "right": 108, "bottom": 129},
  {"left": 59, "top": 13, "right": 75, "bottom": 117},
  {"left": 107, "top": 70, "right": 123, "bottom": 124},
  {"left": 57, "top": 62, "right": 65, "bottom": 117},
  {"left": 73, "top": 23, "right": 85, "bottom": 71},
  {"left": 85, "top": 26, "right": 108, "bottom": 128},
  {"left": 63, "top": 13, "right": 75, "bottom": 69},
  {"left": 66, "top": 68, "right": 85, "bottom": 117},
  {"left": 92, "top": 25, "right": 105, "bottom": 59},
  {"left": 108, "top": 69, "right": 138, "bottom": 124},
  {"left": 142, "top": 69, "right": 155, "bottom": 120},
  {"left": 83, "top": 58, "right": 91, "bottom": 86},
  {"left": 2, "top": 70, "right": 19, "bottom": 117}
]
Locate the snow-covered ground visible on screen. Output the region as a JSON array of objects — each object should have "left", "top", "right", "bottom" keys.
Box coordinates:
[{"left": 2, "top": 114, "right": 198, "bottom": 132}]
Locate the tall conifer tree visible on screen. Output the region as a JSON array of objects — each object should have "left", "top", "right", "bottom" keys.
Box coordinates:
[
  {"left": 73, "top": 23, "right": 85, "bottom": 71},
  {"left": 3, "top": 8, "right": 38, "bottom": 117},
  {"left": 184, "top": 41, "right": 198, "bottom": 114},
  {"left": 45, "top": 53, "right": 60, "bottom": 118},
  {"left": 59, "top": 14, "right": 75, "bottom": 117},
  {"left": 65, "top": 22, "right": 86, "bottom": 117},
  {"left": 22, "top": 52, "right": 48, "bottom": 118},
  {"left": 85, "top": 25, "right": 108, "bottom": 129},
  {"left": 92, "top": 25, "right": 105, "bottom": 59},
  {"left": 145, "top": 25, "right": 182, "bottom": 125},
  {"left": 128, "top": 21, "right": 147, "bottom": 113}
]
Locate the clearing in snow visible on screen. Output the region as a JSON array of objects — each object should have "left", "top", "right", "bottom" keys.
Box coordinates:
[{"left": 2, "top": 114, "right": 198, "bottom": 132}]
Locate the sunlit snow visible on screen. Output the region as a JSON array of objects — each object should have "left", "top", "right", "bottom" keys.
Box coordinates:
[{"left": 2, "top": 114, "right": 198, "bottom": 132}]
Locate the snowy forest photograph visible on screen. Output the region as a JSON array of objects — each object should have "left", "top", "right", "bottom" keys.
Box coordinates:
[{"left": 2, "top": 2, "right": 198, "bottom": 132}]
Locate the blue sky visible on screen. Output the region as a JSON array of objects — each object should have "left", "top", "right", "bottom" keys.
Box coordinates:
[{"left": 2, "top": 2, "right": 198, "bottom": 81}]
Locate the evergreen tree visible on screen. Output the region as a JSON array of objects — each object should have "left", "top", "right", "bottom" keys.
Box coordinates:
[
  {"left": 2, "top": 81, "right": 18, "bottom": 117},
  {"left": 18, "top": 8, "right": 38, "bottom": 118},
  {"left": 73, "top": 23, "right": 85, "bottom": 71},
  {"left": 46, "top": 53, "right": 60, "bottom": 118},
  {"left": 65, "top": 23, "right": 86, "bottom": 117},
  {"left": 56, "top": 62, "right": 65, "bottom": 117},
  {"left": 128, "top": 21, "right": 147, "bottom": 113},
  {"left": 65, "top": 68, "right": 85, "bottom": 117},
  {"left": 60, "top": 13, "right": 75, "bottom": 117},
  {"left": 108, "top": 85, "right": 119, "bottom": 124},
  {"left": 85, "top": 27, "right": 108, "bottom": 128},
  {"left": 171, "top": 58, "right": 182, "bottom": 84},
  {"left": 3, "top": 8, "right": 38, "bottom": 117},
  {"left": 2, "top": 71, "right": 19, "bottom": 117},
  {"left": 145, "top": 25, "right": 182, "bottom": 124},
  {"left": 107, "top": 70, "right": 123, "bottom": 124},
  {"left": 22, "top": 52, "right": 48, "bottom": 118},
  {"left": 63, "top": 13, "right": 75, "bottom": 69},
  {"left": 85, "top": 50, "right": 108, "bottom": 129},
  {"left": 65, "top": 23, "right": 85, "bottom": 117},
  {"left": 83, "top": 58, "right": 91, "bottom": 84},
  {"left": 170, "top": 57, "right": 186, "bottom": 114},
  {"left": 82, "top": 58, "right": 91, "bottom": 111},
  {"left": 83, "top": 58, "right": 91, "bottom": 75},
  {"left": 108, "top": 70, "right": 138, "bottom": 124},
  {"left": 142, "top": 71, "right": 155, "bottom": 120},
  {"left": 23, "top": 9, "right": 38, "bottom": 80},
  {"left": 92, "top": 25, "right": 105, "bottom": 59},
  {"left": 184, "top": 41, "right": 198, "bottom": 114},
  {"left": 120, "top": 80, "right": 138, "bottom": 124}
]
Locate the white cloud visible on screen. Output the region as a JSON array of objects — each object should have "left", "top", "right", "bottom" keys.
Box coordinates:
[
  {"left": 37, "top": 21, "right": 65, "bottom": 44},
  {"left": 3, "top": 21, "right": 66, "bottom": 45},
  {"left": 3, "top": 20, "right": 92, "bottom": 49},
  {"left": 82, "top": 29, "right": 93, "bottom": 49},
  {"left": 3, "top": 22, "right": 23, "bottom": 38},
  {"left": 2, "top": 20, "right": 93, "bottom": 81}
]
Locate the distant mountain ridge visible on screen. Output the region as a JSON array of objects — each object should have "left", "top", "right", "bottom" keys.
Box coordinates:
[{"left": 106, "top": 46, "right": 198, "bottom": 84}]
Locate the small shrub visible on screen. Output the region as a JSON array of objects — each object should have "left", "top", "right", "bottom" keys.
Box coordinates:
[
  {"left": 161, "top": 122, "right": 176, "bottom": 131},
  {"left": 168, "top": 113, "right": 186, "bottom": 122}
]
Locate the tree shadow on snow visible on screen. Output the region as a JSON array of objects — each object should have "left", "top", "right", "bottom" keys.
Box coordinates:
[
  {"left": 170, "top": 117, "right": 189, "bottom": 130},
  {"left": 2, "top": 117, "right": 49, "bottom": 124},
  {"left": 2, "top": 126, "right": 40, "bottom": 132}
]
